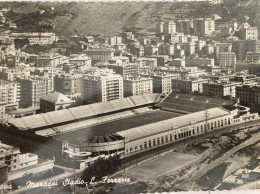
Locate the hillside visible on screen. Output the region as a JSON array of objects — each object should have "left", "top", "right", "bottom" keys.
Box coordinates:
[{"left": 0, "top": 1, "right": 259, "bottom": 37}]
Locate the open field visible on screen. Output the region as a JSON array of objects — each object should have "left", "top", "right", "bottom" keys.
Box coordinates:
[{"left": 127, "top": 152, "right": 200, "bottom": 179}]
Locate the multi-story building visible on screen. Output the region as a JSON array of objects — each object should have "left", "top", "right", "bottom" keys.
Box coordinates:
[
  {"left": 214, "top": 42, "right": 232, "bottom": 57},
  {"left": 147, "top": 55, "right": 172, "bottom": 67},
  {"left": 236, "top": 83, "right": 260, "bottom": 112},
  {"left": 158, "top": 43, "right": 174, "bottom": 56},
  {"left": 69, "top": 54, "right": 91, "bottom": 66},
  {"left": 232, "top": 40, "right": 257, "bottom": 61},
  {"left": 107, "top": 63, "right": 138, "bottom": 77},
  {"left": 185, "top": 57, "right": 214, "bottom": 67},
  {"left": 163, "top": 21, "right": 176, "bottom": 34},
  {"left": 248, "top": 63, "right": 260, "bottom": 75},
  {"left": 176, "top": 20, "right": 192, "bottom": 35},
  {"left": 193, "top": 18, "right": 215, "bottom": 36},
  {"left": 0, "top": 141, "right": 54, "bottom": 181},
  {"left": 172, "top": 77, "right": 209, "bottom": 93},
  {"left": 84, "top": 48, "right": 115, "bottom": 64},
  {"left": 54, "top": 74, "right": 83, "bottom": 98},
  {"left": 195, "top": 40, "right": 206, "bottom": 51},
  {"left": 152, "top": 74, "right": 175, "bottom": 94},
  {"left": 144, "top": 45, "right": 158, "bottom": 56},
  {"left": 37, "top": 53, "right": 64, "bottom": 68},
  {"left": 246, "top": 52, "right": 260, "bottom": 62},
  {"left": 8, "top": 32, "right": 57, "bottom": 45},
  {"left": 217, "top": 52, "right": 236, "bottom": 70},
  {"left": 108, "top": 36, "right": 122, "bottom": 45},
  {"left": 0, "top": 67, "right": 30, "bottom": 81},
  {"left": 171, "top": 58, "right": 185, "bottom": 68},
  {"left": 136, "top": 57, "right": 157, "bottom": 71},
  {"left": 203, "top": 81, "right": 241, "bottom": 97},
  {"left": 156, "top": 22, "right": 164, "bottom": 34},
  {"left": 0, "top": 81, "right": 20, "bottom": 120},
  {"left": 82, "top": 72, "right": 123, "bottom": 103},
  {"left": 165, "top": 33, "right": 187, "bottom": 44},
  {"left": 240, "top": 27, "right": 258, "bottom": 41},
  {"left": 17, "top": 76, "right": 52, "bottom": 108},
  {"left": 181, "top": 42, "right": 196, "bottom": 55},
  {"left": 123, "top": 76, "right": 153, "bottom": 97}
]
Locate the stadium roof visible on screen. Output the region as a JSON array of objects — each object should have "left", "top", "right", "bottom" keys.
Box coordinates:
[
  {"left": 117, "top": 107, "right": 230, "bottom": 141},
  {"left": 8, "top": 93, "right": 160, "bottom": 130},
  {"left": 54, "top": 110, "right": 181, "bottom": 145}
]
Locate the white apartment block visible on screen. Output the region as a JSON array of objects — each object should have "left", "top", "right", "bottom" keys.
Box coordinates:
[{"left": 82, "top": 73, "right": 123, "bottom": 103}]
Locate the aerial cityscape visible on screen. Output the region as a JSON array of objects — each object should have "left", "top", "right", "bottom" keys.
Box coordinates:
[{"left": 0, "top": 0, "right": 260, "bottom": 193}]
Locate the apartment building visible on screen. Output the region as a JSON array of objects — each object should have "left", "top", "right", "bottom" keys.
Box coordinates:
[
  {"left": 82, "top": 72, "right": 123, "bottom": 103},
  {"left": 217, "top": 52, "right": 236, "bottom": 70},
  {"left": 193, "top": 18, "right": 215, "bottom": 36},
  {"left": 17, "top": 76, "right": 52, "bottom": 108},
  {"left": 124, "top": 76, "right": 153, "bottom": 97},
  {"left": 236, "top": 83, "right": 260, "bottom": 112},
  {"left": 203, "top": 81, "right": 241, "bottom": 97},
  {"left": 37, "top": 53, "right": 64, "bottom": 68},
  {"left": 0, "top": 81, "right": 20, "bottom": 120},
  {"left": 172, "top": 77, "right": 209, "bottom": 93},
  {"left": 185, "top": 57, "right": 214, "bottom": 67},
  {"left": 152, "top": 74, "right": 175, "bottom": 94},
  {"left": 158, "top": 43, "right": 174, "bottom": 56},
  {"left": 9, "top": 32, "right": 57, "bottom": 45},
  {"left": 232, "top": 40, "right": 257, "bottom": 61},
  {"left": 84, "top": 48, "right": 115, "bottom": 64},
  {"left": 54, "top": 74, "right": 83, "bottom": 98}
]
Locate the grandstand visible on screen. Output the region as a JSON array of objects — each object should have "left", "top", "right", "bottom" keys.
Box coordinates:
[
  {"left": 8, "top": 93, "right": 161, "bottom": 130},
  {"left": 158, "top": 92, "right": 237, "bottom": 114}
]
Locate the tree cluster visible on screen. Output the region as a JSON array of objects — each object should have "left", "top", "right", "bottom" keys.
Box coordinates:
[{"left": 81, "top": 155, "right": 120, "bottom": 183}]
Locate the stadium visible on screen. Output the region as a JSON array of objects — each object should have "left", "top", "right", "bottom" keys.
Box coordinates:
[{"left": 0, "top": 92, "right": 258, "bottom": 166}]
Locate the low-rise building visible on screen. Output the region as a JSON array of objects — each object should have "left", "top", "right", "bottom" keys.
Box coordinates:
[{"left": 40, "top": 91, "right": 74, "bottom": 113}]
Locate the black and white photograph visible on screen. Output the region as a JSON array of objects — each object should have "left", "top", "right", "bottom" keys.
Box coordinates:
[{"left": 0, "top": 0, "right": 259, "bottom": 193}]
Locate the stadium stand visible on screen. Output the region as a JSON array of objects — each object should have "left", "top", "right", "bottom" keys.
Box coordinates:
[
  {"left": 46, "top": 109, "right": 75, "bottom": 124},
  {"left": 158, "top": 92, "right": 236, "bottom": 113},
  {"left": 129, "top": 95, "right": 148, "bottom": 106},
  {"left": 109, "top": 98, "right": 133, "bottom": 110},
  {"left": 90, "top": 101, "right": 114, "bottom": 115},
  {"left": 8, "top": 94, "right": 160, "bottom": 130},
  {"left": 69, "top": 105, "right": 95, "bottom": 119},
  {"left": 35, "top": 128, "right": 56, "bottom": 136}
]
